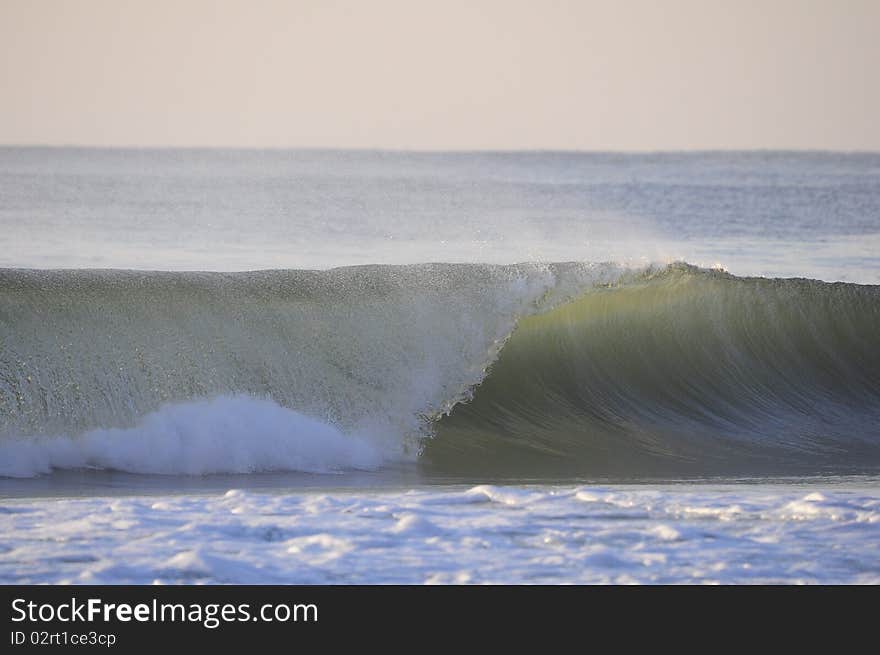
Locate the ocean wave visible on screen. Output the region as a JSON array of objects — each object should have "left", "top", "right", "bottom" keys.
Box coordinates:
[
  {"left": 426, "top": 265, "right": 880, "bottom": 476},
  {"left": 1, "top": 262, "right": 878, "bottom": 477}
]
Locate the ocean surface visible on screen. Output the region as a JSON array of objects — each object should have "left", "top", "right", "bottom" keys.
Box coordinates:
[{"left": 1, "top": 148, "right": 879, "bottom": 584}]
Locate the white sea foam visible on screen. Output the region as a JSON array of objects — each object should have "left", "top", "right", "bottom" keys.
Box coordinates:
[
  {"left": 1, "top": 483, "right": 878, "bottom": 584},
  {"left": 0, "top": 395, "right": 384, "bottom": 478}
]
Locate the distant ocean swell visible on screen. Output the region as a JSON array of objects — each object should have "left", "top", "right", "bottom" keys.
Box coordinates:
[{"left": 1, "top": 263, "right": 878, "bottom": 478}]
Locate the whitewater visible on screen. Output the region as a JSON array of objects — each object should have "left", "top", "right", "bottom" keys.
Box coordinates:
[{"left": 1, "top": 148, "right": 879, "bottom": 584}]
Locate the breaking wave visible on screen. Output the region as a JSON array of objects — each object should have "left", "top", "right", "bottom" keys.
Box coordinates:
[{"left": 1, "top": 263, "right": 878, "bottom": 478}]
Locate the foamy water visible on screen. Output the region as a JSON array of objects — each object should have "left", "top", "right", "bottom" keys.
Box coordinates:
[{"left": 2, "top": 482, "right": 878, "bottom": 584}]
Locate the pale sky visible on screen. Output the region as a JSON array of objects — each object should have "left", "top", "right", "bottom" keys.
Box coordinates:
[{"left": 2, "top": 0, "right": 878, "bottom": 150}]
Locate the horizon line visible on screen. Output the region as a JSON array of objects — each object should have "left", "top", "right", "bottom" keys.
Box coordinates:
[{"left": 2, "top": 143, "right": 880, "bottom": 156}]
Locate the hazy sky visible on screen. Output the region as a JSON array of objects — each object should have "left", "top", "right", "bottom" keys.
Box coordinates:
[{"left": 2, "top": 0, "right": 878, "bottom": 150}]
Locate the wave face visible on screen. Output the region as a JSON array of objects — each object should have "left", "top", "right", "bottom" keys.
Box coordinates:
[
  {"left": 0, "top": 263, "right": 624, "bottom": 476},
  {"left": 2, "top": 263, "right": 879, "bottom": 478},
  {"left": 425, "top": 266, "right": 880, "bottom": 476}
]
